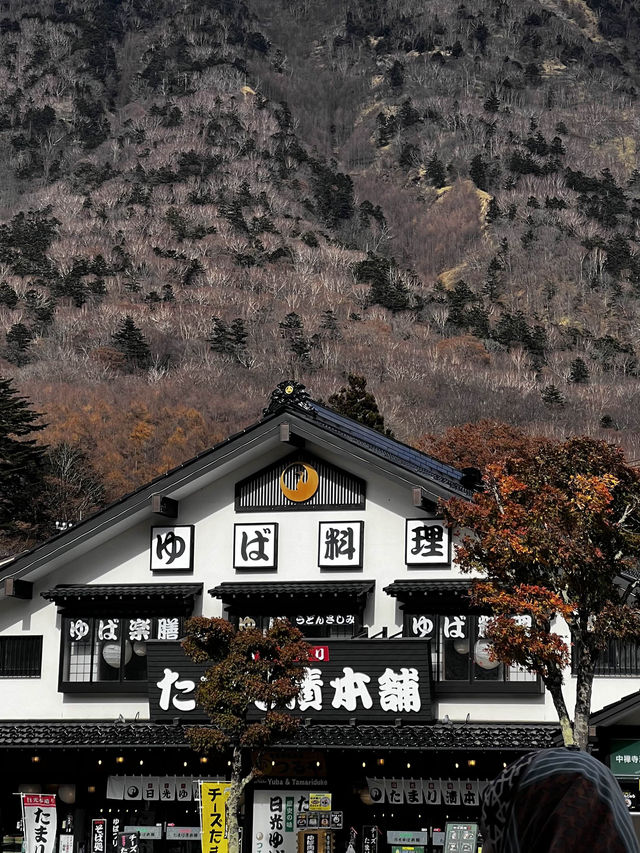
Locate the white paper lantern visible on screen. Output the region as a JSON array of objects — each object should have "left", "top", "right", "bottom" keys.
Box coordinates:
[
  {"left": 132, "top": 641, "right": 147, "bottom": 657},
  {"left": 102, "top": 641, "right": 133, "bottom": 668},
  {"left": 58, "top": 784, "right": 76, "bottom": 804},
  {"left": 474, "top": 639, "right": 500, "bottom": 670},
  {"left": 453, "top": 637, "right": 470, "bottom": 655}
]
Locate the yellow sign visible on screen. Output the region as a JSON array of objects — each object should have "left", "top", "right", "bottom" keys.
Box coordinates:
[
  {"left": 308, "top": 792, "right": 332, "bottom": 811},
  {"left": 279, "top": 463, "right": 319, "bottom": 503},
  {"left": 200, "top": 782, "right": 230, "bottom": 853}
]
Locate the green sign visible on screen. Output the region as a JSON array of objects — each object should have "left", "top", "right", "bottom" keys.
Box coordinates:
[
  {"left": 610, "top": 740, "right": 640, "bottom": 777},
  {"left": 285, "top": 798, "right": 294, "bottom": 832},
  {"left": 444, "top": 823, "right": 478, "bottom": 853},
  {"left": 391, "top": 846, "right": 424, "bottom": 853}
]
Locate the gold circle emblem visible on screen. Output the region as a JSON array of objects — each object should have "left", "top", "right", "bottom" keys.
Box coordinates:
[
  {"left": 285, "top": 384, "right": 294, "bottom": 394},
  {"left": 279, "top": 463, "right": 320, "bottom": 502}
]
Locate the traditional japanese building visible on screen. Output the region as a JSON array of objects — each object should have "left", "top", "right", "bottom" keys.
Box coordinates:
[{"left": 0, "top": 381, "right": 638, "bottom": 853}]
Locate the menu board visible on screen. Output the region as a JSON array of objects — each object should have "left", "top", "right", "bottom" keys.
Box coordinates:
[{"left": 443, "top": 823, "right": 478, "bottom": 853}]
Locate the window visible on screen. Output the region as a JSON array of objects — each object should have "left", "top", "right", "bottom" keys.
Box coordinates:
[
  {"left": 0, "top": 636, "right": 42, "bottom": 677},
  {"left": 235, "top": 613, "right": 358, "bottom": 639},
  {"left": 61, "top": 616, "right": 184, "bottom": 691},
  {"left": 573, "top": 639, "right": 640, "bottom": 677},
  {"left": 404, "top": 612, "right": 537, "bottom": 690}
]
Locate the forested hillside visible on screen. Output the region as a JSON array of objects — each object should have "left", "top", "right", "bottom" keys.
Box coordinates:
[{"left": 1, "top": 0, "right": 640, "bottom": 545}]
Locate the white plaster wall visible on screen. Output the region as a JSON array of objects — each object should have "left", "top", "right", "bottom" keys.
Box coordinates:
[{"left": 1, "top": 442, "right": 638, "bottom": 725}]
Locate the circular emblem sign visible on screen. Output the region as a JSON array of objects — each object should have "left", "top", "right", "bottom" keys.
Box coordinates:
[{"left": 279, "top": 462, "right": 319, "bottom": 502}]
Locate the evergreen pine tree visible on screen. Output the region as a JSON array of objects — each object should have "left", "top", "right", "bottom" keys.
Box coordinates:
[
  {"left": 541, "top": 384, "right": 566, "bottom": 408},
  {"left": 111, "top": 315, "right": 152, "bottom": 371},
  {"left": 426, "top": 153, "right": 447, "bottom": 188},
  {"left": 279, "top": 313, "right": 311, "bottom": 364},
  {"left": 569, "top": 357, "right": 590, "bottom": 384},
  {"left": 327, "top": 374, "right": 393, "bottom": 437},
  {"left": 5, "top": 323, "right": 34, "bottom": 366},
  {"left": 483, "top": 92, "right": 500, "bottom": 113},
  {"left": 469, "top": 154, "right": 488, "bottom": 190},
  {"left": 209, "top": 317, "right": 230, "bottom": 355},
  {"left": 0, "top": 376, "right": 49, "bottom": 537}
]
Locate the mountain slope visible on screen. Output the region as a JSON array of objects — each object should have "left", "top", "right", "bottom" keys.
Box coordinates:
[{"left": 0, "top": 0, "right": 639, "bottom": 521}]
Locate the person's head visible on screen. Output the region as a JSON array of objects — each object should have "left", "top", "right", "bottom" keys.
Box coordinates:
[{"left": 480, "top": 747, "right": 640, "bottom": 853}]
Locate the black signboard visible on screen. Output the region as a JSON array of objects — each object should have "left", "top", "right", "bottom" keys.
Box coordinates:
[
  {"left": 117, "top": 834, "right": 139, "bottom": 853},
  {"left": 147, "top": 639, "right": 434, "bottom": 722},
  {"left": 362, "top": 826, "right": 378, "bottom": 853}
]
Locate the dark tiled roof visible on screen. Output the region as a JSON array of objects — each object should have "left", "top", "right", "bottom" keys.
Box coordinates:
[
  {"left": 0, "top": 722, "right": 190, "bottom": 748},
  {"left": 210, "top": 581, "right": 375, "bottom": 600},
  {"left": 384, "top": 580, "right": 471, "bottom": 599},
  {"left": 590, "top": 689, "right": 640, "bottom": 726},
  {"left": 0, "top": 722, "right": 559, "bottom": 752},
  {"left": 307, "top": 402, "right": 474, "bottom": 498},
  {"left": 287, "top": 723, "right": 559, "bottom": 751},
  {"left": 42, "top": 584, "right": 203, "bottom": 604}
]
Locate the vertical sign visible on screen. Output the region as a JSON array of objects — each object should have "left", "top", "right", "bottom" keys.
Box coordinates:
[
  {"left": 23, "top": 794, "right": 57, "bottom": 853},
  {"left": 92, "top": 821, "right": 106, "bottom": 853},
  {"left": 362, "top": 827, "right": 378, "bottom": 853},
  {"left": 200, "top": 782, "right": 230, "bottom": 853},
  {"left": 443, "top": 824, "right": 478, "bottom": 853},
  {"left": 117, "top": 835, "right": 139, "bottom": 853}
]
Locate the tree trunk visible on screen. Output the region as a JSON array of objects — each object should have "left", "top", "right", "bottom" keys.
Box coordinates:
[
  {"left": 227, "top": 746, "right": 255, "bottom": 853},
  {"left": 574, "top": 642, "right": 596, "bottom": 751},
  {"left": 545, "top": 672, "right": 575, "bottom": 747}
]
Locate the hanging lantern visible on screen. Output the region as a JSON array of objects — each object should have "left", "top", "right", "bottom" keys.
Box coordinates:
[
  {"left": 453, "top": 637, "right": 470, "bottom": 655},
  {"left": 58, "top": 785, "right": 76, "bottom": 805},
  {"left": 474, "top": 639, "right": 500, "bottom": 670},
  {"left": 102, "top": 642, "right": 133, "bottom": 668},
  {"left": 132, "top": 641, "right": 147, "bottom": 657}
]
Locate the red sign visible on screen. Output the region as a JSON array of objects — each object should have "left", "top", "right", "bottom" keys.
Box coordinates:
[{"left": 309, "top": 646, "right": 330, "bottom": 662}]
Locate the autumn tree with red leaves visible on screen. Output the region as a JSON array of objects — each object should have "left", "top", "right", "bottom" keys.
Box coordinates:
[
  {"left": 442, "top": 437, "right": 640, "bottom": 749},
  {"left": 182, "top": 618, "right": 310, "bottom": 853}
]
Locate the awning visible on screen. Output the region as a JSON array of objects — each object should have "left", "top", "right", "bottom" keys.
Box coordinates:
[
  {"left": 41, "top": 584, "right": 203, "bottom": 615},
  {"left": 209, "top": 580, "right": 374, "bottom": 608},
  {"left": 384, "top": 579, "right": 471, "bottom": 610}
]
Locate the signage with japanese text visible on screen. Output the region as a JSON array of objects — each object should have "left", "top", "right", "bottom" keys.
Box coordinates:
[
  {"left": 117, "top": 834, "right": 139, "bottom": 853},
  {"left": 610, "top": 740, "right": 640, "bottom": 776},
  {"left": 308, "top": 794, "right": 331, "bottom": 812},
  {"left": 23, "top": 794, "right": 57, "bottom": 853},
  {"left": 405, "top": 519, "right": 450, "bottom": 566},
  {"left": 147, "top": 640, "right": 434, "bottom": 722},
  {"left": 234, "top": 524, "right": 278, "bottom": 570},
  {"left": 150, "top": 526, "right": 194, "bottom": 572},
  {"left": 166, "top": 828, "right": 201, "bottom": 841},
  {"left": 92, "top": 820, "right": 107, "bottom": 853},
  {"left": 367, "top": 779, "right": 482, "bottom": 807},
  {"left": 362, "top": 827, "right": 378, "bottom": 853},
  {"left": 200, "top": 782, "right": 230, "bottom": 853},
  {"left": 443, "top": 823, "right": 478, "bottom": 853},
  {"left": 252, "top": 790, "right": 312, "bottom": 853},
  {"left": 318, "top": 522, "right": 363, "bottom": 569}
]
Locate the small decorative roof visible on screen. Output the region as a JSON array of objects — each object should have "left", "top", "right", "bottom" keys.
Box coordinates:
[
  {"left": 384, "top": 580, "right": 471, "bottom": 598},
  {"left": 0, "top": 721, "right": 559, "bottom": 751},
  {"left": 42, "top": 583, "right": 203, "bottom": 603},
  {"left": 210, "top": 580, "right": 374, "bottom": 603}
]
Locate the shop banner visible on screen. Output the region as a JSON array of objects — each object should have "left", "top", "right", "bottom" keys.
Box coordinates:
[
  {"left": 92, "top": 820, "right": 107, "bottom": 853},
  {"left": 362, "top": 827, "right": 379, "bottom": 853},
  {"left": 367, "top": 778, "right": 485, "bottom": 806},
  {"left": 200, "top": 782, "right": 230, "bottom": 853},
  {"left": 107, "top": 776, "right": 193, "bottom": 801},
  {"left": 23, "top": 794, "right": 57, "bottom": 853},
  {"left": 252, "top": 790, "right": 312, "bottom": 853}
]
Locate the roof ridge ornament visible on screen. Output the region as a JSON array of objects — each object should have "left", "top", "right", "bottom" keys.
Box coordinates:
[{"left": 263, "top": 380, "right": 315, "bottom": 416}]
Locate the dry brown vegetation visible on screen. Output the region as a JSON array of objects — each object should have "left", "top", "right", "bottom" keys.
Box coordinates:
[{"left": 1, "top": 0, "right": 640, "bottom": 535}]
